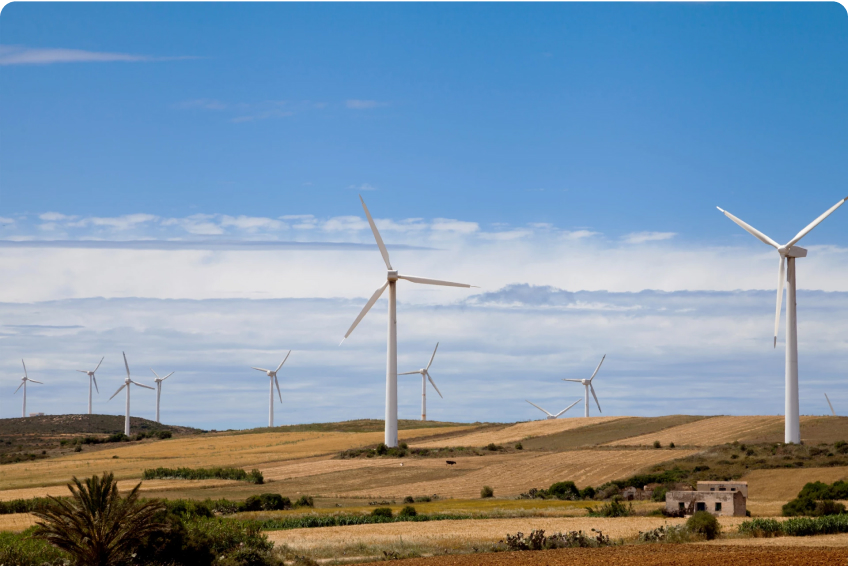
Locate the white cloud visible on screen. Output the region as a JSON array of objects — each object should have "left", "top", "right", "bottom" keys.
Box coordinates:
[
  {"left": 39, "top": 212, "right": 76, "bottom": 222},
  {"left": 175, "top": 99, "right": 227, "bottom": 110},
  {"left": 348, "top": 183, "right": 378, "bottom": 191},
  {"left": 431, "top": 219, "right": 480, "bottom": 234},
  {"left": 0, "top": 45, "right": 193, "bottom": 66},
  {"left": 322, "top": 216, "right": 369, "bottom": 232},
  {"left": 219, "top": 215, "right": 284, "bottom": 232},
  {"left": 622, "top": 231, "right": 677, "bottom": 244}
]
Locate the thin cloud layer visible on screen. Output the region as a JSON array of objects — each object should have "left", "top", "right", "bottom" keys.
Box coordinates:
[{"left": 0, "top": 45, "right": 193, "bottom": 65}]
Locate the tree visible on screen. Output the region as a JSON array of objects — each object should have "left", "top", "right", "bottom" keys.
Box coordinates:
[{"left": 33, "top": 472, "right": 165, "bottom": 566}]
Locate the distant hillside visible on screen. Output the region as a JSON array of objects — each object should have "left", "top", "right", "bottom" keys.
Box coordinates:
[
  {"left": 232, "top": 419, "right": 482, "bottom": 435},
  {"left": 0, "top": 414, "right": 202, "bottom": 436}
]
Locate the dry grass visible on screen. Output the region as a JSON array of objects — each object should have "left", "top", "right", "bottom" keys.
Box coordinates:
[
  {"left": 0, "top": 427, "right": 472, "bottom": 491},
  {"left": 413, "top": 418, "right": 624, "bottom": 449},
  {"left": 699, "top": 533, "right": 848, "bottom": 547},
  {"left": 604, "top": 416, "right": 784, "bottom": 447},
  {"left": 741, "top": 466, "right": 848, "bottom": 502},
  {"left": 265, "top": 515, "right": 751, "bottom": 550},
  {"left": 0, "top": 513, "right": 38, "bottom": 533},
  {"left": 0, "top": 479, "right": 241, "bottom": 502}
]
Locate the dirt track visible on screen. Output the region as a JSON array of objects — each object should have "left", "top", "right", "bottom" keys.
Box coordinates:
[{"left": 358, "top": 545, "right": 848, "bottom": 565}]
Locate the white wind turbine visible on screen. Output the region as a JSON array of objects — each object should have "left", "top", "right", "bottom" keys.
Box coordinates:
[
  {"left": 109, "top": 352, "right": 154, "bottom": 436},
  {"left": 825, "top": 393, "right": 836, "bottom": 417},
  {"left": 399, "top": 343, "right": 443, "bottom": 421},
  {"left": 14, "top": 360, "right": 43, "bottom": 417},
  {"left": 563, "top": 355, "right": 605, "bottom": 417},
  {"left": 76, "top": 357, "right": 103, "bottom": 415},
  {"left": 252, "top": 350, "right": 290, "bottom": 428},
  {"left": 526, "top": 399, "right": 581, "bottom": 420},
  {"left": 341, "top": 196, "right": 475, "bottom": 447},
  {"left": 717, "top": 196, "right": 847, "bottom": 443},
  {"left": 150, "top": 368, "right": 175, "bottom": 423}
]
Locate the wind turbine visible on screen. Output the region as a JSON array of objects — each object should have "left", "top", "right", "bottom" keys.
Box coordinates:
[
  {"left": 76, "top": 357, "right": 103, "bottom": 415},
  {"left": 825, "top": 393, "right": 836, "bottom": 417},
  {"left": 341, "top": 196, "right": 475, "bottom": 447},
  {"left": 399, "top": 342, "right": 443, "bottom": 421},
  {"left": 717, "top": 196, "right": 847, "bottom": 443},
  {"left": 14, "top": 359, "right": 43, "bottom": 417},
  {"left": 526, "top": 399, "right": 581, "bottom": 420},
  {"left": 150, "top": 368, "right": 175, "bottom": 423},
  {"left": 109, "top": 352, "right": 154, "bottom": 436},
  {"left": 563, "top": 355, "right": 605, "bottom": 417},
  {"left": 252, "top": 350, "right": 290, "bottom": 428}
]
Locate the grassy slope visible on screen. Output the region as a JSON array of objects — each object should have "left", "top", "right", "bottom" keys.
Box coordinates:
[{"left": 233, "top": 419, "right": 482, "bottom": 435}]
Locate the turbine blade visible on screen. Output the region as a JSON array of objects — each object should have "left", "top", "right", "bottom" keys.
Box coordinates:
[
  {"left": 825, "top": 393, "right": 836, "bottom": 417},
  {"left": 397, "top": 275, "right": 474, "bottom": 288},
  {"left": 252, "top": 367, "right": 271, "bottom": 373},
  {"left": 14, "top": 382, "right": 23, "bottom": 393},
  {"left": 774, "top": 256, "right": 786, "bottom": 348},
  {"left": 589, "top": 354, "right": 606, "bottom": 381},
  {"left": 275, "top": 376, "right": 282, "bottom": 403},
  {"left": 29, "top": 379, "right": 43, "bottom": 384},
  {"left": 92, "top": 375, "right": 99, "bottom": 393},
  {"left": 130, "top": 380, "right": 155, "bottom": 390},
  {"left": 22, "top": 359, "right": 27, "bottom": 377},
  {"left": 426, "top": 342, "right": 439, "bottom": 370},
  {"left": 398, "top": 371, "right": 420, "bottom": 375},
  {"left": 151, "top": 368, "right": 161, "bottom": 379},
  {"left": 109, "top": 383, "right": 127, "bottom": 400},
  {"left": 162, "top": 372, "right": 174, "bottom": 381},
  {"left": 427, "top": 372, "right": 443, "bottom": 398},
  {"left": 526, "top": 400, "right": 553, "bottom": 417},
  {"left": 360, "top": 195, "right": 392, "bottom": 270},
  {"left": 562, "top": 379, "right": 583, "bottom": 383},
  {"left": 590, "top": 384, "right": 602, "bottom": 413},
  {"left": 76, "top": 370, "right": 88, "bottom": 373},
  {"left": 122, "top": 352, "right": 131, "bottom": 378},
  {"left": 554, "top": 399, "right": 581, "bottom": 418},
  {"left": 276, "top": 350, "right": 291, "bottom": 373},
  {"left": 94, "top": 356, "right": 104, "bottom": 372},
  {"left": 716, "top": 207, "right": 779, "bottom": 248},
  {"left": 787, "top": 197, "right": 848, "bottom": 248},
  {"left": 342, "top": 281, "right": 389, "bottom": 341}
]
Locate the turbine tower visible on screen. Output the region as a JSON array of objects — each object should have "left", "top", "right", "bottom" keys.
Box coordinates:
[
  {"left": 76, "top": 357, "right": 103, "bottom": 415},
  {"left": 252, "top": 350, "right": 290, "bottom": 428},
  {"left": 14, "top": 359, "right": 43, "bottom": 417},
  {"left": 341, "top": 196, "right": 474, "bottom": 447},
  {"left": 563, "top": 355, "right": 605, "bottom": 417},
  {"left": 399, "top": 342, "right": 443, "bottom": 421},
  {"left": 717, "top": 196, "right": 847, "bottom": 443},
  {"left": 825, "top": 393, "right": 836, "bottom": 417},
  {"left": 526, "top": 399, "right": 581, "bottom": 420},
  {"left": 150, "top": 368, "right": 175, "bottom": 423},
  {"left": 340, "top": 195, "right": 473, "bottom": 448},
  {"left": 109, "top": 352, "right": 154, "bottom": 436}
]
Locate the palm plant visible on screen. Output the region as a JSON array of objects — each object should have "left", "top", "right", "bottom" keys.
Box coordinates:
[{"left": 33, "top": 471, "right": 165, "bottom": 566}]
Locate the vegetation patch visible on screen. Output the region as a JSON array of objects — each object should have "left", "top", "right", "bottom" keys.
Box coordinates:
[
  {"left": 142, "top": 466, "right": 264, "bottom": 484},
  {"left": 497, "top": 529, "right": 613, "bottom": 551},
  {"left": 739, "top": 514, "right": 848, "bottom": 537}
]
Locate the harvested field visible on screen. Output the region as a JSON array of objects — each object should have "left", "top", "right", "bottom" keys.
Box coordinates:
[
  {"left": 356, "top": 545, "right": 848, "bottom": 566},
  {"left": 266, "top": 516, "right": 748, "bottom": 550},
  {"left": 0, "top": 513, "right": 38, "bottom": 532},
  {"left": 413, "top": 418, "right": 624, "bottom": 449},
  {"left": 0, "top": 427, "right": 472, "bottom": 491},
  {"left": 742, "top": 466, "right": 848, "bottom": 502},
  {"left": 700, "top": 533, "right": 848, "bottom": 547},
  {"left": 604, "top": 416, "right": 784, "bottom": 447},
  {"left": 0, "top": 479, "right": 241, "bottom": 502}
]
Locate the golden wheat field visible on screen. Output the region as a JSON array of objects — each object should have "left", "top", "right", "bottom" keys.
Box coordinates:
[
  {"left": 0, "top": 479, "right": 243, "bottom": 502},
  {"left": 604, "top": 416, "right": 787, "bottom": 447},
  {"left": 0, "top": 427, "right": 473, "bottom": 491},
  {"left": 265, "top": 516, "right": 751, "bottom": 550},
  {"left": 741, "top": 466, "right": 848, "bottom": 502},
  {"left": 412, "top": 418, "right": 624, "bottom": 449},
  {"left": 0, "top": 513, "right": 38, "bottom": 532}
]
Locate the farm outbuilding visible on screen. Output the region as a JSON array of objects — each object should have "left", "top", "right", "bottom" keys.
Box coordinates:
[
  {"left": 665, "top": 489, "right": 746, "bottom": 517},
  {"left": 696, "top": 480, "right": 748, "bottom": 498}
]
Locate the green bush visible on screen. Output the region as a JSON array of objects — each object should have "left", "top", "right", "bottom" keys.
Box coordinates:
[
  {"left": 399, "top": 505, "right": 417, "bottom": 517},
  {"left": 738, "top": 518, "right": 783, "bottom": 538},
  {"left": 243, "top": 494, "right": 292, "bottom": 512},
  {"left": 586, "top": 498, "right": 633, "bottom": 517},
  {"left": 142, "top": 467, "right": 263, "bottom": 484},
  {"left": 295, "top": 495, "right": 314, "bottom": 508},
  {"left": 371, "top": 507, "right": 392, "bottom": 518},
  {"left": 515, "top": 442, "right": 523, "bottom": 450},
  {"left": 686, "top": 511, "right": 721, "bottom": 540},
  {"left": 548, "top": 481, "right": 580, "bottom": 500},
  {"left": 653, "top": 440, "right": 661, "bottom": 449},
  {"left": 0, "top": 530, "right": 68, "bottom": 566},
  {"left": 650, "top": 486, "right": 668, "bottom": 502},
  {"left": 481, "top": 485, "right": 494, "bottom": 498},
  {"left": 403, "top": 496, "right": 415, "bottom": 504},
  {"left": 376, "top": 443, "right": 388, "bottom": 455},
  {"left": 579, "top": 486, "right": 596, "bottom": 500}
]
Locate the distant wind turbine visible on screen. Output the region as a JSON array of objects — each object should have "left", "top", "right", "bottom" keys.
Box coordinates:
[
  {"left": 150, "top": 368, "right": 175, "bottom": 423},
  {"left": 526, "top": 399, "right": 581, "bottom": 420},
  {"left": 717, "top": 196, "right": 847, "bottom": 443},
  {"left": 76, "top": 357, "right": 103, "bottom": 415},
  {"left": 252, "top": 350, "right": 291, "bottom": 428},
  {"left": 109, "top": 352, "right": 154, "bottom": 436},
  {"left": 399, "top": 343, "right": 443, "bottom": 421},
  {"left": 14, "top": 359, "right": 43, "bottom": 417},
  {"left": 825, "top": 393, "right": 836, "bottom": 417},
  {"left": 563, "top": 355, "right": 605, "bottom": 417},
  {"left": 340, "top": 196, "right": 475, "bottom": 447}
]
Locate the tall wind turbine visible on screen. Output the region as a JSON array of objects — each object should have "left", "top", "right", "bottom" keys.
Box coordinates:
[
  {"left": 563, "top": 355, "right": 605, "bottom": 417},
  {"left": 717, "top": 196, "right": 847, "bottom": 443},
  {"left": 77, "top": 357, "right": 103, "bottom": 415},
  {"left": 150, "top": 368, "right": 175, "bottom": 423},
  {"left": 341, "top": 196, "right": 475, "bottom": 447},
  {"left": 109, "top": 352, "right": 154, "bottom": 436},
  {"left": 526, "top": 399, "right": 581, "bottom": 420},
  {"left": 252, "top": 350, "right": 290, "bottom": 428},
  {"left": 14, "top": 360, "right": 43, "bottom": 417},
  {"left": 825, "top": 393, "right": 836, "bottom": 417},
  {"left": 399, "top": 342, "right": 443, "bottom": 421}
]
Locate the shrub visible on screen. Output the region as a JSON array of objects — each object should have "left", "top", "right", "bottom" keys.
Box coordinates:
[
  {"left": 158, "top": 430, "right": 173, "bottom": 439},
  {"left": 399, "top": 505, "right": 417, "bottom": 517},
  {"left": 399, "top": 442, "right": 408, "bottom": 450},
  {"left": 653, "top": 440, "right": 661, "bottom": 449},
  {"left": 414, "top": 495, "right": 432, "bottom": 503},
  {"left": 376, "top": 443, "right": 388, "bottom": 455},
  {"left": 814, "top": 500, "right": 846, "bottom": 516},
  {"left": 686, "top": 511, "right": 721, "bottom": 540},
  {"left": 579, "top": 486, "right": 596, "bottom": 500},
  {"left": 243, "top": 494, "right": 292, "bottom": 512},
  {"left": 586, "top": 497, "right": 633, "bottom": 517},
  {"left": 295, "top": 495, "right": 314, "bottom": 508},
  {"left": 403, "top": 496, "right": 415, "bottom": 504},
  {"left": 371, "top": 507, "right": 392, "bottom": 518},
  {"left": 650, "top": 486, "right": 668, "bottom": 502},
  {"left": 739, "top": 518, "right": 783, "bottom": 538},
  {"left": 142, "top": 467, "right": 263, "bottom": 484},
  {"left": 0, "top": 530, "right": 68, "bottom": 566},
  {"left": 669, "top": 442, "right": 675, "bottom": 448},
  {"left": 502, "top": 529, "right": 612, "bottom": 551},
  {"left": 481, "top": 485, "right": 494, "bottom": 498},
  {"left": 515, "top": 442, "right": 523, "bottom": 450},
  {"left": 548, "top": 481, "right": 580, "bottom": 500},
  {"left": 486, "top": 443, "right": 500, "bottom": 451}
]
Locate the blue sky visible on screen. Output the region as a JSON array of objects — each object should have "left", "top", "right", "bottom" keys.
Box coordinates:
[{"left": 1, "top": 3, "right": 847, "bottom": 427}]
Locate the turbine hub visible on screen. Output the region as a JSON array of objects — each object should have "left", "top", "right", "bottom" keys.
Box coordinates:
[{"left": 387, "top": 270, "right": 399, "bottom": 282}]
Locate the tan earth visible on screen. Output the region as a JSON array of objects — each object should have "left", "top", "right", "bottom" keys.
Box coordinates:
[
  {"left": 412, "top": 418, "right": 624, "bottom": 448},
  {"left": 604, "top": 416, "right": 784, "bottom": 447}
]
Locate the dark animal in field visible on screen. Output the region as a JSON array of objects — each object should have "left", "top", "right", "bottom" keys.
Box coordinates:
[{"left": 446, "top": 460, "right": 457, "bottom": 466}]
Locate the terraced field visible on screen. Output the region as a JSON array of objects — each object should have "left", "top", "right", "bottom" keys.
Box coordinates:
[
  {"left": 604, "top": 416, "right": 784, "bottom": 447},
  {"left": 412, "top": 417, "right": 624, "bottom": 448}
]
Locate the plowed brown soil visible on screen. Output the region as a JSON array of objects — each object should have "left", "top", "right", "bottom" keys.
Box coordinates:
[{"left": 357, "top": 545, "right": 848, "bottom": 565}]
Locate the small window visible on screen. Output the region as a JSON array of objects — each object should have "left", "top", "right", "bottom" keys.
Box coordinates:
[
  {"left": 710, "top": 487, "right": 715, "bottom": 491},
  {"left": 731, "top": 487, "right": 736, "bottom": 491},
  {"left": 696, "top": 502, "right": 706, "bottom": 512},
  {"left": 715, "top": 502, "right": 722, "bottom": 512},
  {"left": 679, "top": 502, "right": 685, "bottom": 511},
  {"left": 719, "top": 487, "right": 726, "bottom": 491}
]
